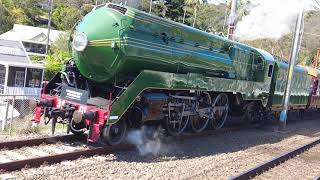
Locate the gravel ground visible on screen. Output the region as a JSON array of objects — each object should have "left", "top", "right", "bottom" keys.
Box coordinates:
[
  {"left": 1, "top": 117, "right": 320, "bottom": 180},
  {"left": 255, "top": 144, "right": 320, "bottom": 180}
]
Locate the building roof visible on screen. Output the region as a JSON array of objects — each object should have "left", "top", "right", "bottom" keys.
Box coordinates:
[
  {"left": 0, "top": 24, "right": 65, "bottom": 45},
  {"left": 0, "top": 38, "right": 43, "bottom": 69},
  {"left": 0, "top": 39, "right": 31, "bottom": 64}
]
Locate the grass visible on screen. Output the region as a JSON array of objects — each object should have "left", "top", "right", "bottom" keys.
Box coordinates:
[{"left": 1, "top": 115, "right": 66, "bottom": 137}]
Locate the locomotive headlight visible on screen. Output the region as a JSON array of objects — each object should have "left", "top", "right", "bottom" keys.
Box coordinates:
[{"left": 73, "top": 33, "right": 88, "bottom": 51}]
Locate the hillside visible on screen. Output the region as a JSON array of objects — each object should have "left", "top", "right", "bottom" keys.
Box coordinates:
[{"left": 241, "top": 11, "right": 320, "bottom": 66}]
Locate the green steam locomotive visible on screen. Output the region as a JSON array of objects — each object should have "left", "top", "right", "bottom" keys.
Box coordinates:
[{"left": 32, "top": 3, "right": 320, "bottom": 145}]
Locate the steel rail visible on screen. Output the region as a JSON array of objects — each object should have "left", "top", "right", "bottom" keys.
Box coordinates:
[
  {"left": 0, "top": 134, "right": 86, "bottom": 150},
  {"left": 0, "top": 144, "right": 133, "bottom": 172},
  {"left": 230, "top": 138, "right": 320, "bottom": 180}
]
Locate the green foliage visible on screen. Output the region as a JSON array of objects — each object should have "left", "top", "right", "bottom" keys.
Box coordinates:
[
  {"left": 0, "top": 0, "right": 44, "bottom": 33},
  {"left": 52, "top": 4, "right": 81, "bottom": 30},
  {"left": 152, "top": 0, "right": 168, "bottom": 17},
  {"left": 0, "top": 2, "right": 13, "bottom": 34},
  {"left": 30, "top": 55, "right": 45, "bottom": 63},
  {"left": 1, "top": 0, "right": 43, "bottom": 25},
  {"left": 51, "top": 33, "right": 71, "bottom": 53},
  {"left": 45, "top": 34, "right": 71, "bottom": 80},
  {"left": 50, "top": 1, "right": 94, "bottom": 30},
  {"left": 193, "top": 4, "right": 227, "bottom": 33},
  {"left": 185, "top": 0, "right": 205, "bottom": 27},
  {"left": 236, "top": 0, "right": 251, "bottom": 21},
  {"left": 138, "top": 0, "right": 191, "bottom": 24},
  {"left": 44, "top": 51, "right": 71, "bottom": 80},
  {"left": 0, "top": 0, "right": 319, "bottom": 70},
  {"left": 165, "top": 0, "right": 189, "bottom": 22},
  {"left": 45, "top": 33, "right": 71, "bottom": 80}
]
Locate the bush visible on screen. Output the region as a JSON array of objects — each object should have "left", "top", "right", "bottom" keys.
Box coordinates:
[{"left": 44, "top": 51, "right": 71, "bottom": 80}]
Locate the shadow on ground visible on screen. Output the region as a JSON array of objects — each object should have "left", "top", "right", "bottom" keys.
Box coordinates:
[{"left": 113, "top": 110, "right": 320, "bottom": 163}]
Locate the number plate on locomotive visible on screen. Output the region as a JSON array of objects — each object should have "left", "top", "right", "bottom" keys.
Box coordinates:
[{"left": 60, "top": 85, "right": 89, "bottom": 104}]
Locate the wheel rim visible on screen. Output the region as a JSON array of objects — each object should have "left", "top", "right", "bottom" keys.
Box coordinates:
[
  {"left": 166, "top": 115, "right": 189, "bottom": 136},
  {"left": 165, "top": 92, "right": 190, "bottom": 136},
  {"left": 211, "top": 93, "right": 229, "bottom": 129},
  {"left": 191, "top": 92, "right": 212, "bottom": 133},
  {"left": 103, "top": 119, "right": 127, "bottom": 146}
]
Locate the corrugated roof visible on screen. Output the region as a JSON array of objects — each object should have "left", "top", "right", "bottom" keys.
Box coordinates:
[
  {"left": 0, "top": 39, "right": 31, "bottom": 64},
  {"left": 0, "top": 24, "right": 65, "bottom": 44},
  {"left": 0, "top": 46, "right": 25, "bottom": 57}
]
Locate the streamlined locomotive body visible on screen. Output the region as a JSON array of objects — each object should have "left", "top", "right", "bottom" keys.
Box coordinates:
[{"left": 32, "top": 3, "right": 320, "bottom": 145}]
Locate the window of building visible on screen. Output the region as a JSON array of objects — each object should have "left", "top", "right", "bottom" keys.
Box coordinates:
[
  {"left": 14, "top": 71, "right": 25, "bottom": 87},
  {"left": 0, "top": 67, "right": 5, "bottom": 85}
]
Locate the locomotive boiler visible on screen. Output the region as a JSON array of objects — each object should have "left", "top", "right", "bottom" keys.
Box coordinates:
[{"left": 32, "top": 3, "right": 320, "bottom": 145}]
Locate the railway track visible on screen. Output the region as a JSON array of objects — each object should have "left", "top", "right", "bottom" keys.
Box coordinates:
[
  {"left": 0, "top": 135, "right": 133, "bottom": 172},
  {"left": 0, "top": 134, "right": 85, "bottom": 150},
  {"left": 0, "top": 116, "right": 314, "bottom": 174},
  {"left": 0, "top": 121, "right": 255, "bottom": 173},
  {"left": 230, "top": 137, "right": 320, "bottom": 180}
]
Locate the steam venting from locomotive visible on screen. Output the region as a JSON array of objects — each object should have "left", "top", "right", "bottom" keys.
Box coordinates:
[
  {"left": 126, "top": 126, "right": 170, "bottom": 156},
  {"left": 234, "top": 0, "right": 315, "bottom": 40}
]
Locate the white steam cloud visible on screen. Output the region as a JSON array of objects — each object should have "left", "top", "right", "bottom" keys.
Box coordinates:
[
  {"left": 126, "top": 126, "right": 170, "bottom": 156},
  {"left": 234, "top": 0, "right": 315, "bottom": 40}
]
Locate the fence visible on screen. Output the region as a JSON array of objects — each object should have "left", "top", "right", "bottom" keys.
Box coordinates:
[
  {"left": 0, "top": 85, "right": 42, "bottom": 96},
  {"left": 0, "top": 94, "right": 40, "bottom": 135}
]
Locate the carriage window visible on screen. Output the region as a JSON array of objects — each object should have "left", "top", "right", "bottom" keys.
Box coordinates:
[{"left": 268, "top": 65, "right": 273, "bottom": 77}]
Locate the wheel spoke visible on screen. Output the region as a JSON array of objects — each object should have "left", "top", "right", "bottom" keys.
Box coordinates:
[
  {"left": 211, "top": 93, "right": 229, "bottom": 129},
  {"left": 165, "top": 92, "right": 190, "bottom": 136},
  {"left": 191, "top": 92, "right": 211, "bottom": 133}
]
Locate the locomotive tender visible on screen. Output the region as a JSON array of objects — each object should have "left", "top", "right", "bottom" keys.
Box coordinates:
[{"left": 31, "top": 3, "right": 320, "bottom": 145}]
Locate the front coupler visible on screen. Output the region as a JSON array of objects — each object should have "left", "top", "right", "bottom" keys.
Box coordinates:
[{"left": 32, "top": 95, "right": 111, "bottom": 142}]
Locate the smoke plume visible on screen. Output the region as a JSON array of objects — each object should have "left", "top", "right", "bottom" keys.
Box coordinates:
[
  {"left": 234, "top": 0, "right": 315, "bottom": 40},
  {"left": 126, "top": 126, "right": 170, "bottom": 156}
]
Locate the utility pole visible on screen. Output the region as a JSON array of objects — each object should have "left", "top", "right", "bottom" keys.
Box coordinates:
[
  {"left": 182, "top": 6, "right": 186, "bottom": 23},
  {"left": 149, "top": 0, "right": 152, "bottom": 13},
  {"left": 227, "top": 0, "right": 237, "bottom": 40},
  {"left": 279, "top": 2, "right": 304, "bottom": 131},
  {"left": 313, "top": 48, "right": 320, "bottom": 68},
  {"left": 45, "top": 0, "right": 53, "bottom": 55}
]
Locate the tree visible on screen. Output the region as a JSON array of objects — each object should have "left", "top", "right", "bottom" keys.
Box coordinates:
[
  {"left": 185, "top": 0, "right": 205, "bottom": 27},
  {"left": 52, "top": 4, "right": 81, "bottom": 30},
  {"left": 44, "top": 33, "right": 71, "bottom": 79},
  {"left": 194, "top": 4, "right": 226, "bottom": 33},
  {"left": 51, "top": 33, "right": 71, "bottom": 54},
  {"left": 44, "top": 52, "right": 70, "bottom": 80},
  {"left": 1, "top": 0, "right": 43, "bottom": 27},
  {"left": 152, "top": 0, "right": 168, "bottom": 17},
  {"left": 165, "top": 0, "right": 188, "bottom": 23},
  {"left": 0, "top": 1, "right": 14, "bottom": 34}
]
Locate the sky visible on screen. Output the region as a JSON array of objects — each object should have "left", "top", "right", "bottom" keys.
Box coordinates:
[
  {"left": 207, "top": 0, "right": 228, "bottom": 5},
  {"left": 230, "top": 0, "right": 319, "bottom": 40}
]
